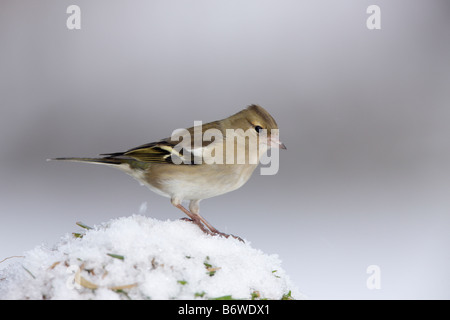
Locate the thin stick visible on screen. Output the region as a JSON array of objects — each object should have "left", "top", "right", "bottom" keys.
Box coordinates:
[{"left": 0, "top": 256, "right": 25, "bottom": 264}]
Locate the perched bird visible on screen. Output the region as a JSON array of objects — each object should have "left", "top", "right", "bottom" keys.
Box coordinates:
[{"left": 52, "top": 104, "right": 286, "bottom": 240}]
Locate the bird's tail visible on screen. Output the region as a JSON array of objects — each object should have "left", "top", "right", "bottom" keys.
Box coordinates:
[{"left": 48, "top": 157, "right": 126, "bottom": 166}]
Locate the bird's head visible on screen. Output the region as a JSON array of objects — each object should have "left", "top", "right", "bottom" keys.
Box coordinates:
[{"left": 228, "top": 104, "right": 286, "bottom": 151}]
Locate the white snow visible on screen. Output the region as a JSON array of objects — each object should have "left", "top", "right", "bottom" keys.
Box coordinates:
[{"left": 0, "top": 215, "right": 301, "bottom": 300}]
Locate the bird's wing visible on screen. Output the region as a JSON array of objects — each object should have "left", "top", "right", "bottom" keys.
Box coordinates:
[
  {"left": 124, "top": 140, "right": 190, "bottom": 164},
  {"left": 102, "top": 121, "right": 225, "bottom": 165}
]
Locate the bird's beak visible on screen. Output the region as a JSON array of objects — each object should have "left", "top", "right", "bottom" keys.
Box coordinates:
[{"left": 270, "top": 136, "right": 287, "bottom": 150}]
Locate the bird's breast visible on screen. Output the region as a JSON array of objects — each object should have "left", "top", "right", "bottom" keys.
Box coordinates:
[{"left": 143, "top": 163, "right": 258, "bottom": 200}]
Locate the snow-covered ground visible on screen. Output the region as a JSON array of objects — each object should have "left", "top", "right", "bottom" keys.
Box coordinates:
[{"left": 0, "top": 215, "right": 301, "bottom": 300}]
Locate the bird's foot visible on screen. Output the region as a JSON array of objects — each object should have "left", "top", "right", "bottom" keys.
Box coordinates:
[
  {"left": 212, "top": 231, "right": 245, "bottom": 243},
  {"left": 179, "top": 217, "right": 243, "bottom": 242},
  {"left": 179, "top": 217, "right": 213, "bottom": 235}
]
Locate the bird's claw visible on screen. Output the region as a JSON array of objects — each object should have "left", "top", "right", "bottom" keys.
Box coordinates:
[
  {"left": 179, "top": 217, "right": 213, "bottom": 235},
  {"left": 179, "top": 217, "right": 244, "bottom": 242},
  {"left": 213, "top": 231, "right": 245, "bottom": 243}
]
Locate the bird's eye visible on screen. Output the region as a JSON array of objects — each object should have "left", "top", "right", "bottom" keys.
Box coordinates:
[{"left": 254, "top": 125, "right": 263, "bottom": 133}]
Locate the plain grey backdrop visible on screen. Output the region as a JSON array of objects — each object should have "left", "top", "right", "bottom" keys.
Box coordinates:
[{"left": 1, "top": 0, "right": 449, "bottom": 299}]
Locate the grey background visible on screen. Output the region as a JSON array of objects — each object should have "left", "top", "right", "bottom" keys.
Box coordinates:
[{"left": 1, "top": 0, "right": 449, "bottom": 299}]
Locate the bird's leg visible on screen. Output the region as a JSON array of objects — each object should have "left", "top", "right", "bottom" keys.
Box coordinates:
[
  {"left": 189, "top": 200, "right": 244, "bottom": 242},
  {"left": 175, "top": 204, "right": 212, "bottom": 235},
  {"left": 171, "top": 199, "right": 212, "bottom": 235},
  {"left": 189, "top": 200, "right": 223, "bottom": 234}
]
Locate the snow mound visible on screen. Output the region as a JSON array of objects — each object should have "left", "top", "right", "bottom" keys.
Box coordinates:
[{"left": 0, "top": 215, "right": 300, "bottom": 300}]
